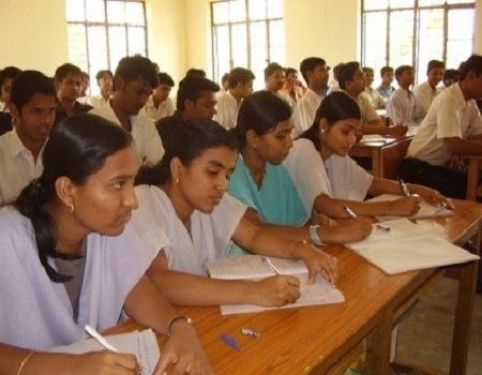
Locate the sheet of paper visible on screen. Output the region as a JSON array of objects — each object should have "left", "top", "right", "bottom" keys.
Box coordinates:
[{"left": 50, "top": 329, "right": 160, "bottom": 375}]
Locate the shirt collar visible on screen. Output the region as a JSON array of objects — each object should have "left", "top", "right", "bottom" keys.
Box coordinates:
[
  {"left": 9, "top": 128, "right": 47, "bottom": 159},
  {"left": 452, "top": 83, "right": 468, "bottom": 110}
]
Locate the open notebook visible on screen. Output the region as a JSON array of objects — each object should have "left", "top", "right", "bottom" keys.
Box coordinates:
[
  {"left": 347, "top": 218, "right": 479, "bottom": 274},
  {"left": 207, "top": 255, "right": 345, "bottom": 315},
  {"left": 50, "top": 329, "right": 160, "bottom": 375},
  {"left": 366, "top": 193, "right": 453, "bottom": 221}
]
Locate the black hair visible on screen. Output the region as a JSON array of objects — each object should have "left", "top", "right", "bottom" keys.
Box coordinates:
[
  {"left": 459, "top": 54, "right": 482, "bottom": 80},
  {"left": 176, "top": 76, "right": 220, "bottom": 111},
  {"left": 338, "top": 62, "right": 360, "bottom": 90},
  {"left": 54, "top": 63, "right": 82, "bottom": 82},
  {"left": 228, "top": 67, "right": 255, "bottom": 88},
  {"left": 426, "top": 59, "right": 445, "bottom": 74},
  {"left": 158, "top": 72, "right": 175, "bottom": 87},
  {"left": 114, "top": 55, "right": 158, "bottom": 89},
  {"left": 395, "top": 65, "right": 413, "bottom": 78},
  {"left": 299, "top": 57, "right": 326, "bottom": 84},
  {"left": 299, "top": 91, "right": 361, "bottom": 151},
  {"left": 136, "top": 119, "right": 237, "bottom": 186},
  {"left": 234, "top": 90, "right": 292, "bottom": 149},
  {"left": 11, "top": 70, "right": 56, "bottom": 109},
  {"left": 96, "top": 69, "right": 113, "bottom": 81},
  {"left": 14, "top": 114, "right": 133, "bottom": 282},
  {"left": 0, "top": 66, "right": 22, "bottom": 87},
  {"left": 443, "top": 68, "right": 459, "bottom": 82},
  {"left": 221, "top": 72, "right": 230, "bottom": 85},
  {"left": 264, "top": 62, "right": 284, "bottom": 81},
  {"left": 285, "top": 67, "right": 297, "bottom": 76},
  {"left": 185, "top": 68, "right": 206, "bottom": 78},
  {"left": 380, "top": 66, "right": 394, "bottom": 78},
  {"left": 362, "top": 66, "right": 374, "bottom": 74}
]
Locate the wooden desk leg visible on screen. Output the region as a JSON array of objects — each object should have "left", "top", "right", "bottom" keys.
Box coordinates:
[
  {"left": 365, "top": 312, "right": 392, "bottom": 375},
  {"left": 449, "top": 260, "right": 478, "bottom": 375},
  {"left": 372, "top": 151, "right": 381, "bottom": 178},
  {"left": 465, "top": 159, "right": 480, "bottom": 201}
]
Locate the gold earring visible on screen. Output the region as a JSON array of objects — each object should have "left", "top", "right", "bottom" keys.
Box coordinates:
[
  {"left": 69, "top": 203, "right": 74, "bottom": 214},
  {"left": 175, "top": 177, "right": 180, "bottom": 184}
]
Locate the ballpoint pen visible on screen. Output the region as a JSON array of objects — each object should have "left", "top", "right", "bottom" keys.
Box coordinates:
[
  {"left": 84, "top": 324, "right": 119, "bottom": 352},
  {"left": 262, "top": 256, "right": 279, "bottom": 275},
  {"left": 343, "top": 205, "right": 357, "bottom": 218},
  {"left": 399, "top": 179, "right": 410, "bottom": 196}
]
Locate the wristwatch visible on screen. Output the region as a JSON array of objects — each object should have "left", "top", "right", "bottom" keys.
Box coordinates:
[{"left": 309, "top": 224, "right": 323, "bottom": 246}]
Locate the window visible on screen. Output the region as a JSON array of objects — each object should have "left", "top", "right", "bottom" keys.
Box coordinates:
[
  {"left": 66, "top": 0, "right": 147, "bottom": 94},
  {"left": 361, "top": 0, "right": 475, "bottom": 84},
  {"left": 211, "top": 0, "right": 284, "bottom": 89}
]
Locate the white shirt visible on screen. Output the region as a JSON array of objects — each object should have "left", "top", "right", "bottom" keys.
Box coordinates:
[
  {"left": 132, "top": 185, "right": 247, "bottom": 276},
  {"left": 406, "top": 83, "right": 482, "bottom": 166},
  {"left": 413, "top": 81, "right": 440, "bottom": 118},
  {"left": 295, "top": 89, "right": 323, "bottom": 136},
  {"left": 386, "top": 88, "right": 423, "bottom": 127},
  {"left": 140, "top": 96, "right": 175, "bottom": 122},
  {"left": 283, "top": 138, "right": 374, "bottom": 214},
  {"left": 0, "top": 206, "right": 158, "bottom": 350},
  {"left": 0, "top": 129, "right": 45, "bottom": 205},
  {"left": 360, "top": 87, "right": 386, "bottom": 109},
  {"left": 356, "top": 93, "right": 380, "bottom": 123},
  {"left": 213, "top": 91, "right": 241, "bottom": 130},
  {"left": 90, "top": 100, "right": 164, "bottom": 166},
  {"left": 87, "top": 95, "right": 109, "bottom": 110}
]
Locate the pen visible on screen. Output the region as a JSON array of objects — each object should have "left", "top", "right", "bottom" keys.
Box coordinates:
[
  {"left": 262, "top": 256, "right": 279, "bottom": 275},
  {"left": 343, "top": 205, "right": 357, "bottom": 218},
  {"left": 376, "top": 224, "right": 391, "bottom": 232},
  {"left": 84, "top": 324, "right": 119, "bottom": 353},
  {"left": 399, "top": 179, "right": 410, "bottom": 196}
]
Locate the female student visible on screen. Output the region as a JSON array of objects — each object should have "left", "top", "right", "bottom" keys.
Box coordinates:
[
  {"left": 227, "top": 90, "right": 372, "bottom": 248},
  {"left": 283, "top": 91, "right": 450, "bottom": 219},
  {"left": 132, "top": 119, "right": 337, "bottom": 307},
  {"left": 0, "top": 115, "right": 210, "bottom": 375}
]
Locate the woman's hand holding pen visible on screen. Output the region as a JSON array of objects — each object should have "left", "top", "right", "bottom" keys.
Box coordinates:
[
  {"left": 387, "top": 196, "right": 421, "bottom": 216},
  {"left": 70, "top": 352, "right": 139, "bottom": 374},
  {"left": 408, "top": 185, "right": 453, "bottom": 209},
  {"left": 250, "top": 276, "right": 301, "bottom": 307},
  {"left": 321, "top": 217, "right": 373, "bottom": 244},
  {"left": 292, "top": 243, "right": 338, "bottom": 285}
]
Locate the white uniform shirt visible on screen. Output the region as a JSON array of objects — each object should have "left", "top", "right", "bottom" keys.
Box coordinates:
[
  {"left": 413, "top": 81, "right": 440, "bottom": 118},
  {"left": 140, "top": 96, "right": 175, "bottom": 122},
  {"left": 0, "top": 129, "right": 45, "bottom": 205},
  {"left": 90, "top": 101, "right": 164, "bottom": 166},
  {"left": 87, "top": 95, "right": 109, "bottom": 109},
  {"left": 213, "top": 91, "right": 241, "bottom": 130},
  {"left": 356, "top": 93, "right": 380, "bottom": 123},
  {"left": 283, "top": 138, "right": 374, "bottom": 214},
  {"left": 296, "top": 89, "right": 323, "bottom": 136},
  {"left": 132, "top": 185, "right": 247, "bottom": 276},
  {"left": 386, "top": 88, "right": 423, "bottom": 127},
  {"left": 360, "top": 87, "right": 386, "bottom": 109},
  {"left": 0, "top": 206, "right": 158, "bottom": 350},
  {"left": 406, "top": 83, "right": 482, "bottom": 166}
]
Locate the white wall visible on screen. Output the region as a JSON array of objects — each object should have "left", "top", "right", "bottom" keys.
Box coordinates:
[{"left": 0, "top": 0, "right": 69, "bottom": 76}]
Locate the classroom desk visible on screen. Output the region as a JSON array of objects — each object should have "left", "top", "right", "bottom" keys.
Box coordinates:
[
  {"left": 466, "top": 156, "right": 482, "bottom": 201},
  {"left": 350, "top": 135, "right": 412, "bottom": 179},
  {"left": 108, "top": 200, "right": 481, "bottom": 375}
]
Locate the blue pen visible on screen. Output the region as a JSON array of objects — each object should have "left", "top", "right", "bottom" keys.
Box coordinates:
[{"left": 220, "top": 334, "right": 240, "bottom": 351}]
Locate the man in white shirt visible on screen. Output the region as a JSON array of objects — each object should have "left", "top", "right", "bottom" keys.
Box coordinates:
[
  {"left": 279, "top": 67, "right": 305, "bottom": 108},
  {"left": 387, "top": 65, "right": 423, "bottom": 128},
  {"left": 140, "top": 72, "right": 175, "bottom": 122},
  {"left": 264, "top": 62, "right": 286, "bottom": 94},
  {"left": 413, "top": 60, "right": 445, "bottom": 118},
  {"left": 338, "top": 61, "right": 406, "bottom": 136},
  {"left": 377, "top": 66, "right": 396, "bottom": 100},
  {"left": 214, "top": 67, "right": 254, "bottom": 130},
  {"left": 90, "top": 56, "right": 164, "bottom": 166},
  {"left": 360, "top": 66, "right": 386, "bottom": 109},
  {"left": 87, "top": 69, "right": 113, "bottom": 109},
  {"left": 296, "top": 57, "right": 330, "bottom": 135},
  {"left": 0, "top": 70, "right": 56, "bottom": 205},
  {"left": 399, "top": 54, "right": 482, "bottom": 198}
]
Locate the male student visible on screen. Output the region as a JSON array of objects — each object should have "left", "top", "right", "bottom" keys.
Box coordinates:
[
  {"left": 296, "top": 57, "right": 330, "bottom": 134},
  {"left": 360, "top": 66, "right": 385, "bottom": 109},
  {"left": 156, "top": 75, "right": 219, "bottom": 152},
  {"left": 279, "top": 67, "right": 305, "bottom": 107},
  {"left": 54, "top": 63, "right": 92, "bottom": 126},
  {"left": 264, "top": 62, "right": 286, "bottom": 94},
  {"left": 0, "top": 71, "right": 56, "bottom": 205},
  {"left": 141, "top": 72, "right": 175, "bottom": 122},
  {"left": 413, "top": 60, "right": 445, "bottom": 118},
  {"left": 214, "top": 67, "right": 254, "bottom": 129},
  {"left": 338, "top": 61, "right": 406, "bottom": 136},
  {"left": 386, "top": 65, "right": 423, "bottom": 128},
  {"left": 90, "top": 55, "right": 164, "bottom": 166},
  {"left": 87, "top": 69, "right": 113, "bottom": 109},
  {"left": 0, "top": 66, "right": 22, "bottom": 135},
  {"left": 377, "top": 66, "right": 396, "bottom": 100},
  {"left": 399, "top": 54, "right": 482, "bottom": 198}
]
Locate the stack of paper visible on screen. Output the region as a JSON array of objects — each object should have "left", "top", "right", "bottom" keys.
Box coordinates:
[
  {"left": 207, "top": 255, "right": 345, "bottom": 315},
  {"left": 51, "top": 329, "right": 160, "bottom": 375},
  {"left": 348, "top": 218, "right": 479, "bottom": 274}
]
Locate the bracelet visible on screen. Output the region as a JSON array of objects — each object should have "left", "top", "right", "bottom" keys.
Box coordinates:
[
  {"left": 16, "top": 351, "right": 34, "bottom": 375},
  {"left": 167, "top": 315, "right": 193, "bottom": 336},
  {"left": 309, "top": 225, "right": 323, "bottom": 246},
  {"left": 288, "top": 239, "right": 308, "bottom": 257}
]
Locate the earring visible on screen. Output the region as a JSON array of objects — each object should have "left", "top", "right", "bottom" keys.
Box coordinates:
[
  {"left": 68, "top": 203, "right": 75, "bottom": 214},
  {"left": 175, "top": 177, "right": 180, "bottom": 184},
  {"left": 320, "top": 128, "right": 326, "bottom": 133}
]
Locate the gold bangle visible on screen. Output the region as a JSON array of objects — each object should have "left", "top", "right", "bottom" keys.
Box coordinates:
[
  {"left": 16, "top": 351, "right": 34, "bottom": 375},
  {"left": 288, "top": 239, "right": 308, "bottom": 257}
]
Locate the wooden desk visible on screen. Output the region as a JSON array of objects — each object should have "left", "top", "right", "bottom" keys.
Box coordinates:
[
  {"left": 109, "top": 201, "right": 481, "bottom": 374},
  {"left": 350, "top": 136, "right": 412, "bottom": 179},
  {"left": 466, "top": 156, "right": 482, "bottom": 201}
]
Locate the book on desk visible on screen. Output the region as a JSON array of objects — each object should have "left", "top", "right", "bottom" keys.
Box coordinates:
[{"left": 207, "top": 255, "right": 345, "bottom": 315}]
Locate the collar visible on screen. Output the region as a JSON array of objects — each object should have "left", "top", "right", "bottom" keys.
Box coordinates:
[
  {"left": 9, "top": 128, "right": 47, "bottom": 159},
  {"left": 451, "top": 83, "right": 468, "bottom": 111}
]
